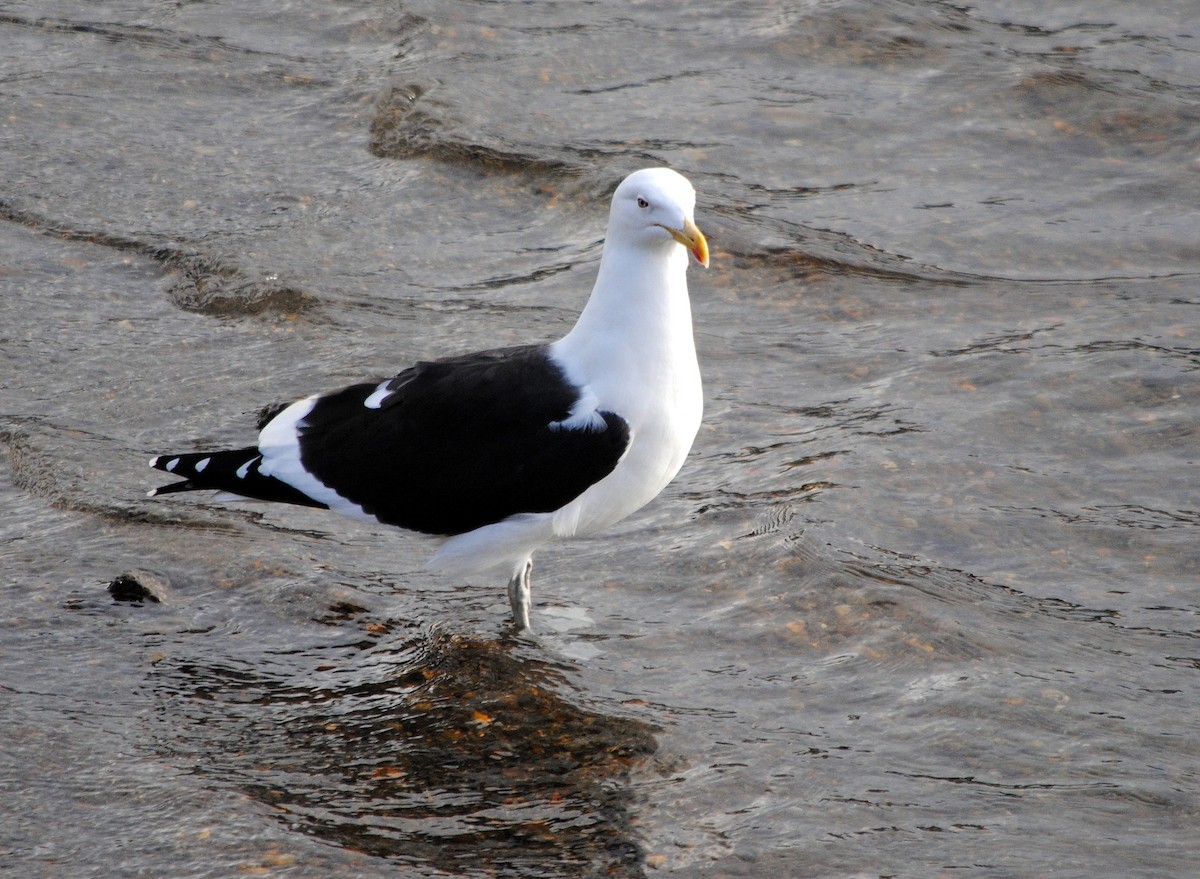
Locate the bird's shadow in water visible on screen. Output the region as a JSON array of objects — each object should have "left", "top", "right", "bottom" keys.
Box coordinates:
[{"left": 152, "top": 623, "right": 658, "bottom": 878}]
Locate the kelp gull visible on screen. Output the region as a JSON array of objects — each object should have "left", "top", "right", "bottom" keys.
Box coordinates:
[{"left": 149, "top": 167, "right": 708, "bottom": 630}]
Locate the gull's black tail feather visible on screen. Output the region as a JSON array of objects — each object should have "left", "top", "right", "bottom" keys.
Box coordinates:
[{"left": 148, "top": 447, "right": 327, "bottom": 509}]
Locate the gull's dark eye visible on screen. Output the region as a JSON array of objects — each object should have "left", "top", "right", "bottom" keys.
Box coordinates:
[{"left": 636, "top": 196, "right": 649, "bottom": 209}]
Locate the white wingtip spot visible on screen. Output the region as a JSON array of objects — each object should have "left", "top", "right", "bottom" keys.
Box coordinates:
[
  {"left": 235, "top": 455, "right": 260, "bottom": 480},
  {"left": 148, "top": 456, "right": 160, "bottom": 468},
  {"left": 146, "top": 488, "right": 158, "bottom": 498}
]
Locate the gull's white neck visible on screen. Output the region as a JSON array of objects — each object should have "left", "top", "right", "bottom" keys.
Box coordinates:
[
  {"left": 547, "top": 234, "right": 702, "bottom": 536},
  {"left": 553, "top": 240, "right": 697, "bottom": 417}
]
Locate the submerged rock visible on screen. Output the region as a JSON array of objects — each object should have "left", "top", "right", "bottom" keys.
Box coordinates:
[{"left": 107, "top": 570, "right": 170, "bottom": 604}]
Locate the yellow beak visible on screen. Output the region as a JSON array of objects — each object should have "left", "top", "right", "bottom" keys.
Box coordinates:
[{"left": 666, "top": 217, "right": 710, "bottom": 268}]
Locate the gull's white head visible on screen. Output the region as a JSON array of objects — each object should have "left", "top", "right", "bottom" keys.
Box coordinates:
[{"left": 608, "top": 168, "right": 709, "bottom": 268}]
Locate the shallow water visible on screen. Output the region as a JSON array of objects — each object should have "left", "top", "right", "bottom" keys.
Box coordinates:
[{"left": 2, "top": 1, "right": 1197, "bottom": 877}]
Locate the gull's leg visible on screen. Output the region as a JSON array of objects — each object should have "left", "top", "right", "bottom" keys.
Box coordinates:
[{"left": 507, "top": 558, "right": 533, "bottom": 631}]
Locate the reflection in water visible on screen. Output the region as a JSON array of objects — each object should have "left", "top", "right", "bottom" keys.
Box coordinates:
[{"left": 156, "top": 627, "right": 656, "bottom": 878}]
